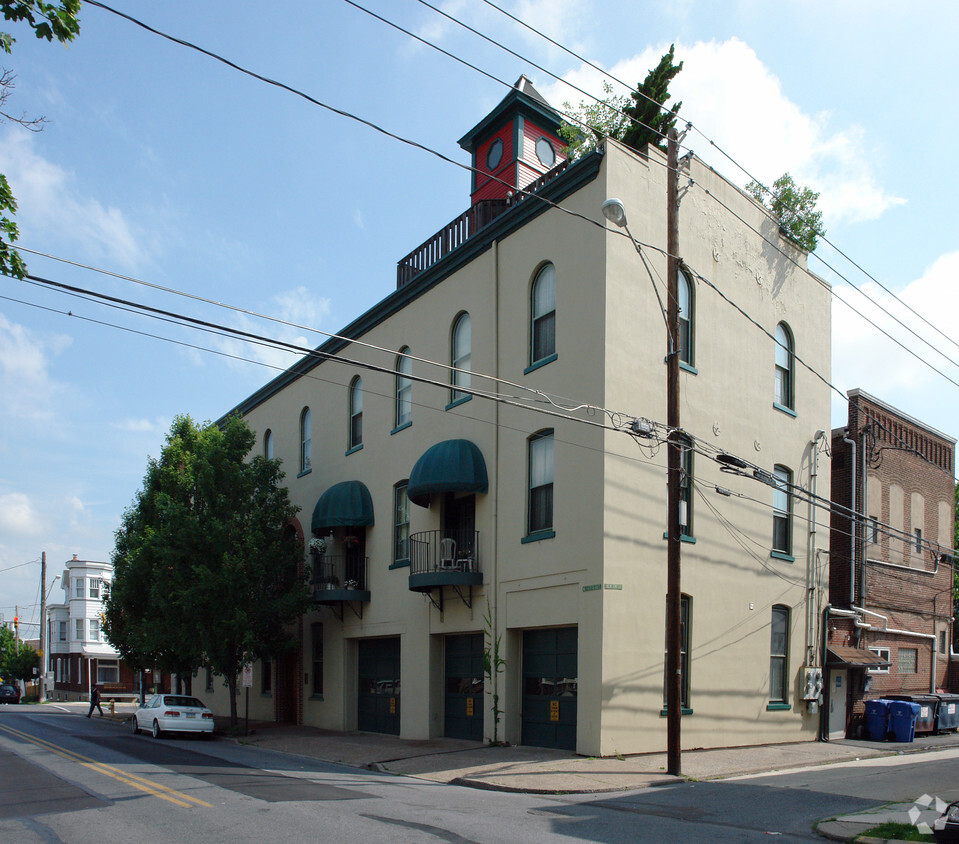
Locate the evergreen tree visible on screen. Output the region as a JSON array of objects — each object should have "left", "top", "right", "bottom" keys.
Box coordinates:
[
  {"left": 559, "top": 45, "right": 683, "bottom": 160},
  {"left": 621, "top": 44, "right": 683, "bottom": 153}
]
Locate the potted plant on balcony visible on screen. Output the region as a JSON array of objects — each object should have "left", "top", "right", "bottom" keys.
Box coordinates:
[
  {"left": 308, "top": 536, "right": 327, "bottom": 557},
  {"left": 343, "top": 535, "right": 359, "bottom": 549}
]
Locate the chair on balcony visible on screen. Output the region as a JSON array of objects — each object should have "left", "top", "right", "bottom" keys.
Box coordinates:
[{"left": 439, "top": 537, "right": 457, "bottom": 570}]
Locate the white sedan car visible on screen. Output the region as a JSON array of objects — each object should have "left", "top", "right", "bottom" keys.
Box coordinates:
[{"left": 132, "top": 694, "right": 214, "bottom": 739}]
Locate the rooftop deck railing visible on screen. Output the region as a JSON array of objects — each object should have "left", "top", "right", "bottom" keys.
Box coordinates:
[{"left": 396, "top": 159, "right": 571, "bottom": 288}]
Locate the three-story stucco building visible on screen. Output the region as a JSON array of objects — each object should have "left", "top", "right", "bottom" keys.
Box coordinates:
[{"left": 207, "top": 78, "right": 832, "bottom": 756}]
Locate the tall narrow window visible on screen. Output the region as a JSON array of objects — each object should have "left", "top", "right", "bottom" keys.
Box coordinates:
[
  {"left": 530, "top": 263, "right": 556, "bottom": 365},
  {"left": 75, "top": 619, "right": 83, "bottom": 641},
  {"left": 450, "top": 312, "right": 471, "bottom": 403},
  {"left": 664, "top": 594, "right": 691, "bottom": 710},
  {"left": 264, "top": 428, "right": 274, "bottom": 459},
  {"left": 914, "top": 528, "right": 922, "bottom": 553},
  {"left": 772, "top": 465, "right": 793, "bottom": 557},
  {"left": 394, "top": 348, "right": 412, "bottom": 429},
  {"left": 679, "top": 436, "right": 693, "bottom": 538},
  {"left": 774, "top": 322, "right": 795, "bottom": 410},
  {"left": 677, "top": 269, "right": 693, "bottom": 366},
  {"left": 312, "top": 623, "right": 324, "bottom": 697},
  {"left": 89, "top": 578, "right": 100, "bottom": 599},
  {"left": 393, "top": 481, "right": 410, "bottom": 565},
  {"left": 75, "top": 577, "right": 83, "bottom": 598},
  {"left": 299, "top": 407, "right": 311, "bottom": 473},
  {"left": 349, "top": 377, "right": 363, "bottom": 450},
  {"left": 261, "top": 658, "right": 272, "bottom": 694},
  {"left": 769, "top": 605, "right": 789, "bottom": 704},
  {"left": 527, "top": 430, "right": 554, "bottom": 535},
  {"left": 89, "top": 619, "right": 100, "bottom": 642}
]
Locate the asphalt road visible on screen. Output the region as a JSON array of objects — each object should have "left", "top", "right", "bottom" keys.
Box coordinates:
[{"left": 2, "top": 703, "right": 958, "bottom": 843}]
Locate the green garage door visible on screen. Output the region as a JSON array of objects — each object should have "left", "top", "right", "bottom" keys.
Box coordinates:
[
  {"left": 445, "top": 633, "right": 484, "bottom": 740},
  {"left": 357, "top": 637, "right": 400, "bottom": 735},
  {"left": 522, "top": 627, "right": 577, "bottom": 751}
]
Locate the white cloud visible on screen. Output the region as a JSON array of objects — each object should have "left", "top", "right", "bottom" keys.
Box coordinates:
[
  {"left": 0, "top": 312, "right": 72, "bottom": 420},
  {"left": 0, "top": 492, "right": 43, "bottom": 538},
  {"left": 0, "top": 128, "right": 151, "bottom": 270},
  {"left": 831, "top": 251, "right": 959, "bottom": 435},
  {"left": 112, "top": 417, "right": 165, "bottom": 434},
  {"left": 202, "top": 287, "right": 333, "bottom": 375},
  {"left": 543, "top": 38, "right": 905, "bottom": 226}
]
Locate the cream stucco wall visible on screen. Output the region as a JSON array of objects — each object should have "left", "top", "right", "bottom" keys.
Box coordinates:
[{"left": 220, "top": 137, "right": 831, "bottom": 756}]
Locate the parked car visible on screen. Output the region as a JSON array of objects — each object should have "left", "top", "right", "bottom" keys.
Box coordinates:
[
  {"left": 0, "top": 684, "right": 20, "bottom": 704},
  {"left": 132, "top": 694, "right": 214, "bottom": 739},
  {"left": 934, "top": 801, "right": 959, "bottom": 841}
]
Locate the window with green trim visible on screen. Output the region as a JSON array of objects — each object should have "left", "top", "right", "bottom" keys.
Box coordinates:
[
  {"left": 773, "top": 465, "right": 792, "bottom": 556},
  {"left": 393, "top": 481, "right": 410, "bottom": 565},
  {"left": 530, "top": 263, "right": 555, "bottom": 365},
  {"left": 395, "top": 348, "right": 412, "bottom": 428},
  {"left": 527, "top": 430, "right": 553, "bottom": 535},
  {"left": 769, "top": 605, "right": 789, "bottom": 703},
  {"left": 451, "top": 312, "right": 471, "bottom": 403}
]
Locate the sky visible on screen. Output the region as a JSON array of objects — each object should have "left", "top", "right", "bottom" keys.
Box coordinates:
[{"left": 2, "top": 0, "right": 958, "bottom": 638}]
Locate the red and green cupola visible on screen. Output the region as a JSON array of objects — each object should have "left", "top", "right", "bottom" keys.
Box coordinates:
[{"left": 458, "top": 75, "right": 566, "bottom": 207}]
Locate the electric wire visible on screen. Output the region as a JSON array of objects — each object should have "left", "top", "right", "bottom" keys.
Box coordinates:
[
  {"left": 476, "top": 0, "right": 959, "bottom": 363},
  {"left": 82, "top": 1, "right": 959, "bottom": 417}
]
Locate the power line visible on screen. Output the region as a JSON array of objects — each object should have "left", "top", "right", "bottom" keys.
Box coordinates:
[{"left": 82, "top": 0, "right": 959, "bottom": 420}]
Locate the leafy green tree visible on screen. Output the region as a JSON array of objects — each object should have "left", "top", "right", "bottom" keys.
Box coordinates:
[
  {"left": 3, "top": 640, "right": 38, "bottom": 683},
  {"left": 0, "top": 1, "right": 81, "bottom": 279},
  {"left": 559, "top": 45, "right": 683, "bottom": 160},
  {"left": 105, "top": 414, "right": 311, "bottom": 724},
  {"left": 559, "top": 81, "right": 631, "bottom": 161},
  {"left": 746, "top": 173, "right": 825, "bottom": 252},
  {"left": 0, "top": 624, "right": 39, "bottom": 686}
]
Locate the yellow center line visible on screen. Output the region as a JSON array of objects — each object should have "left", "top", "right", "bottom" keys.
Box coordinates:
[{"left": 0, "top": 723, "right": 212, "bottom": 808}]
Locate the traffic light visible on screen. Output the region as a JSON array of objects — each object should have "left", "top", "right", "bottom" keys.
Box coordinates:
[{"left": 13, "top": 616, "right": 17, "bottom": 634}]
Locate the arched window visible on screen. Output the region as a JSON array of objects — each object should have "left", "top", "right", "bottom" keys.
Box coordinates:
[
  {"left": 263, "top": 428, "right": 274, "bottom": 459},
  {"left": 450, "top": 312, "right": 471, "bottom": 403},
  {"left": 677, "top": 269, "right": 693, "bottom": 366},
  {"left": 349, "top": 377, "right": 363, "bottom": 450},
  {"left": 772, "top": 465, "right": 792, "bottom": 557},
  {"left": 774, "top": 322, "right": 795, "bottom": 410},
  {"left": 299, "top": 407, "right": 311, "bottom": 473},
  {"left": 769, "top": 605, "right": 790, "bottom": 704},
  {"left": 530, "top": 263, "right": 556, "bottom": 366},
  {"left": 394, "top": 348, "right": 412, "bottom": 429},
  {"left": 527, "top": 429, "right": 554, "bottom": 536}
]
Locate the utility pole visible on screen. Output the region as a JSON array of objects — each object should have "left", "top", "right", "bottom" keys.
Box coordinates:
[
  {"left": 665, "top": 126, "right": 683, "bottom": 777},
  {"left": 39, "top": 551, "right": 47, "bottom": 702}
]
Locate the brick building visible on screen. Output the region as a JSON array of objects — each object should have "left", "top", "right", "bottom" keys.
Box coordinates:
[{"left": 827, "top": 389, "right": 956, "bottom": 738}]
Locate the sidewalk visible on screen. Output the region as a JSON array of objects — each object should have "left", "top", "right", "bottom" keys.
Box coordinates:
[{"left": 59, "top": 701, "right": 959, "bottom": 840}]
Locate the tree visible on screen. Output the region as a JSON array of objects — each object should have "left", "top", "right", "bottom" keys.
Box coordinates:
[
  {"left": 559, "top": 45, "right": 683, "bottom": 160},
  {"left": 105, "top": 414, "right": 312, "bottom": 724},
  {"left": 0, "top": 624, "right": 39, "bottom": 685},
  {"left": 746, "top": 173, "right": 825, "bottom": 253},
  {"left": 0, "top": 1, "right": 81, "bottom": 279}
]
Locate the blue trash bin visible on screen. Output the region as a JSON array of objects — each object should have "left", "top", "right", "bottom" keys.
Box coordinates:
[
  {"left": 888, "top": 700, "right": 921, "bottom": 743},
  {"left": 864, "top": 699, "right": 891, "bottom": 741},
  {"left": 886, "top": 694, "right": 938, "bottom": 734}
]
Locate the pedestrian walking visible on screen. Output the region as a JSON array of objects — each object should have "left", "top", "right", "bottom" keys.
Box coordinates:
[{"left": 87, "top": 685, "right": 103, "bottom": 717}]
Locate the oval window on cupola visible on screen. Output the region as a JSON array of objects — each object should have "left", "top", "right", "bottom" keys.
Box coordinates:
[
  {"left": 486, "top": 138, "right": 503, "bottom": 170},
  {"left": 536, "top": 137, "right": 555, "bottom": 168}
]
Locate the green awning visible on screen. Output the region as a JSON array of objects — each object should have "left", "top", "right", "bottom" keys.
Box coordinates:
[
  {"left": 407, "top": 439, "right": 488, "bottom": 508},
  {"left": 311, "top": 481, "right": 374, "bottom": 534}
]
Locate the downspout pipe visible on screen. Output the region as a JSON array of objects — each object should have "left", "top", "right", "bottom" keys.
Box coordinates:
[{"left": 842, "top": 430, "right": 857, "bottom": 609}]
